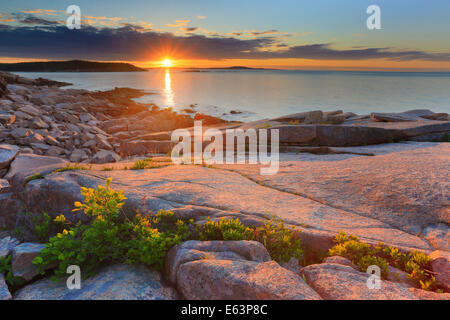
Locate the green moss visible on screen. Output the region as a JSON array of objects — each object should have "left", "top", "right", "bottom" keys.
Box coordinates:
[
  {"left": 23, "top": 173, "right": 44, "bottom": 186},
  {"left": 54, "top": 164, "right": 87, "bottom": 173}
]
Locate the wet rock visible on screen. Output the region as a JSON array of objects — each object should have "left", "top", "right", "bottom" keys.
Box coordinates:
[
  {"left": 14, "top": 264, "right": 178, "bottom": 300},
  {"left": 12, "top": 242, "right": 46, "bottom": 281},
  {"left": 69, "top": 149, "right": 89, "bottom": 162}
]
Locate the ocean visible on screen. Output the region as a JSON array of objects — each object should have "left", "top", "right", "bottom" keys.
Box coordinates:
[{"left": 15, "top": 69, "right": 450, "bottom": 121}]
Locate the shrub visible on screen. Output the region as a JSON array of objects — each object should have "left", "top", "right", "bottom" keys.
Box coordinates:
[
  {"left": 197, "top": 216, "right": 303, "bottom": 264},
  {"left": 329, "top": 232, "right": 439, "bottom": 291},
  {"left": 33, "top": 179, "right": 190, "bottom": 280},
  {"left": 33, "top": 179, "right": 303, "bottom": 282}
]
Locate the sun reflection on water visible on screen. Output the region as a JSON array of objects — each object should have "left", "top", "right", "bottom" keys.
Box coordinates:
[{"left": 164, "top": 69, "right": 174, "bottom": 107}]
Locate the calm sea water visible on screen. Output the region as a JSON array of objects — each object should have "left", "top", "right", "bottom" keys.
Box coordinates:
[{"left": 15, "top": 70, "right": 450, "bottom": 121}]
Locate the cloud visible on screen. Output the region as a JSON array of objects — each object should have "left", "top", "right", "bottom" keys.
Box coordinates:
[
  {"left": 22, "top": 9, "right": 57, "bottom": 16},
  {"left": 0, "top": 24, "right": 449, "bottom": 62},
  {"left": 166, "top": 19, "right": 190, "bottom": 28},
  {"left": 19, "top": 16, "right": 60, "bottom": 25},
  {"left": 197, "top": 15, "right": 206, "bottom": 19}
]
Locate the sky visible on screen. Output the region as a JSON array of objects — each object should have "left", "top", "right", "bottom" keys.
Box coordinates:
[{"left": 1, "top": 0, "right": 450, "bottom": 70}]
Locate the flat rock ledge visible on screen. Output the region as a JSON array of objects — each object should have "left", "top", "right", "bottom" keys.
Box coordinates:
[{"left": 14, "top": 264, "right": 178, "bottom": 300}]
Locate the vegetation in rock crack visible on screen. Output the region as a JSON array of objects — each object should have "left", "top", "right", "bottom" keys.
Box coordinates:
[
  {"left": 32, "top": 179, "right": 304, "bottom": 281},
  {"left": 329, "top": 232, "right": 440, "bottom": 292},
  {"left": 197, "top": 216, "right": 303, "bottom": 263},
  {"left": 23, "top": 172, "right": 44, "bottom": 185},
  {"left": 0, "top": 255, "right": 25, "bottom": 287},
  {"left": 130, "top": 158, "right": 165, "bottom": 170},
  {"left": 53, "top": 164, "right": 87, "bottom": 173}
]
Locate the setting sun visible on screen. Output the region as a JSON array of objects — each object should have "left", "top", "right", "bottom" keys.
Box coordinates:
[{"left": 162, "top": 59, "right": 172, "bottom": 67}]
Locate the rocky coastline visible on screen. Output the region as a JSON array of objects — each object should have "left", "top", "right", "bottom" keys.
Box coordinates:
[{"left": 0, "top": 71, "right": 449, "bottom": 300}]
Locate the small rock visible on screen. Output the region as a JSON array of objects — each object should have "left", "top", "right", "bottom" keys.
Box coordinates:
[
  {"left": 44, "top": 135, "right": 59, "bottom": 146},
  {"left": 20, "top": 105, "right": 41, "bottom": 117},
  {"left": 12, "top": 242, "right": 46, "bottom": 281},
  {"left": 92, "top": 149, "right": 120, "bottom": 164},
  {"left": 281, "top": 257, "right": 302, "bottom": 274},
  {"left": 46, "top": 146, "right": 66, "bottom": 157},
  {"left": 69, "top": 149, "right": 88, "bottom": 162},
  {"left": 31, "top": 118, "right": 49, "bottom": 129}
]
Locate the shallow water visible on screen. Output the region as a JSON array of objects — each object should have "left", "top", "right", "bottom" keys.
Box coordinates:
[{"left": 15, "top": 69, "right": 450, "bottom": 121}]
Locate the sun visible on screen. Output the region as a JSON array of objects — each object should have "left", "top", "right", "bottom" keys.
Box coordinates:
[{"left": 162, "top": 59, "right": 172, "bottom": 68}]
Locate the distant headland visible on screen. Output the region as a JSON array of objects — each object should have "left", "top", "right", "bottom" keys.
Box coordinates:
[{"left": 0, "top": 60, "right": 147, "bottom": 72}]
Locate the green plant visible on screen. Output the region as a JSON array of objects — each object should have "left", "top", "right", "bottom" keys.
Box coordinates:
[
  {"left": 197, "top": 216, "right": 303, "bottom": 264},
  {"left": 33, "top": 179, "right": 190, "bottom": 280},
  {"left": 329, "top": 232, "right": 439, "bottom": 291},
  {"left": 54, "top": 164, "right": 87, "bottom": 173},
  {"left": 441, "top": 133, "right": 449, "bottom": 142},
  {"left": 198, "top": 217, "right": 254, "bottom": 241},
  {"left": 23, "top": 173, "right": 44, "bottom": 185},
  {"left": 101, "top": 167, "right": 114, "bottom": 171},
  {"left": 254, "top": 217, "right": 303, "bottom": 263},
  {"left": 0, "top": 255, "right": 25, "bottom": 287}
]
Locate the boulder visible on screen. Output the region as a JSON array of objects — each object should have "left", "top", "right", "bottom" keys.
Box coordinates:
[
  {"left": 69, "top": 149, "right": 89, "bottom": 162},
  {"left": 300, "top": 263, "right": 449, "bottom": 300},
  {"left": 92, "top": 150, "right": 120, "bottom": 164},
  {"left": 14, "top": 264, "right": 178, "bottom": 300},
  {"left": 20, "top": 105, "right": 41, "bottom": 117},
  {"left": 165, "top": 240, "right": 271, "bottom": 286},
  {"left": 0, "top": 144, "right": 19, "bottom": 170},
  {"left": 429, "top": 251, "right": 450, "bottom": 292},
  {"left": 5, "top": 154, "right": 68, "bottom": 190},
  {"left": 0, "top": 274, "right": 11, "bottom": 300},
  {"left": 304, "top": 111, "right": 323, "bottom": 124},
  {"left": 0, "top": 236, "right": 20, "bottom": 259},
  {"left": 46, "top": 146, "right": 66, "bottom": 157},
  {"left": 12, "top": 242, "right": 46, "bottom": 281},
  {"left": 178, "top": 259, "right": 321, "bottom": 300},
  {"left": 94, "top": 134, "right": 112, "bottom": 150}
]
